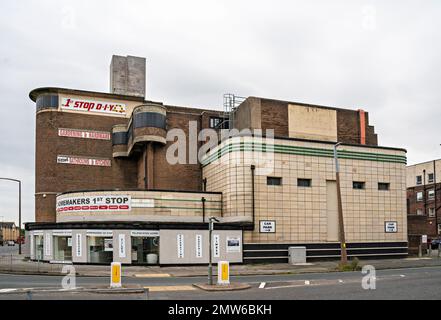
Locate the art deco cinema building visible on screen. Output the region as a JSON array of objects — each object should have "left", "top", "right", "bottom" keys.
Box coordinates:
[{"left": 25, "top": 55, "right": 408, "bottom": 265}]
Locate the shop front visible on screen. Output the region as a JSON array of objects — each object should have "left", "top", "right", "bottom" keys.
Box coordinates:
[
  {"left": 52, "top": 230, "right": 72, "bottom": 263},
  {"left": 86, "top": 230, "right": 113, "bottom": 264},
  {"left": 130, "top": 230, "right": 160, "bottom": 265}
]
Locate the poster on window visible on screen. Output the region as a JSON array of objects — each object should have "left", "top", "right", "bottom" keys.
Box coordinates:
[
  {"left": 226, "top": 236, "right": 241, "bottom": 253},
  {"left": 104, "top": 238, "right": 114, "bottom": 251}
]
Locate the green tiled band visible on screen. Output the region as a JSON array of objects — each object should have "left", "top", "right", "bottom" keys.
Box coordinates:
[{"left": 201, "top": 142, "right": 407, "bottom": 166}]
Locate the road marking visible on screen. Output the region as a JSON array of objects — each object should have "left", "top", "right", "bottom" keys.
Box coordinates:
[
  {"left": 259, "top": 282, "right": 266, "bottom": 289},
  {"left": 0, "top": 288, "right": 17, "bottom": 293},
  {"left": 400, "top": 275, "right": 405, "bottom": 277},
  {"left": 304, "top": 280, "right": 310, "bottom": 285},
  {"left": 135, "top": 273, "right": 171, "bottom": 278},
  {"left": 143, "top": 285, "right": 196, "bottom": 292},
  {"left": 338, "top": 279, "right": 344, "bottom": 283}
]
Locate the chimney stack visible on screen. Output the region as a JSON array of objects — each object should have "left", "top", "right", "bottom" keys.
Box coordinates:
[{"left": 110, "top": 55, "right": 146, "bottom": 98}]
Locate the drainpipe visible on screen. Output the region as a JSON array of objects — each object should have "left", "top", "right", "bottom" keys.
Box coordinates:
[
  {"left": 251, "top": 165, "right": 256, "bottom": 228},
  {"left": 202, "top": 197, "right": 206, "bottom": 223},
  {"left": 423, "top": 169, "right": 427, "bottom": 217},
  {"left": 434, "top": 160, "right": 438, "bottom": 236}
]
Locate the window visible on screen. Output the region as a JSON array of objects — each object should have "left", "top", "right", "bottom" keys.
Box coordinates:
[
  {"left": 353, "top": 181, "right": 365, "bottom": 190},
  {"left": 416, "top": 208, "right": 424, "bottom": 215},
  {"left": 297, "top": 178, "right": 311, "bottom": 187},
  {"left": 209, "top": 117, "right": 227, "bottom": 129},
  {"left": 416, "top": 175, "right": 422, "bottom": 185},
  {"left": 429, "top": 208, "right": 435, "bottom": 217},
  {"left": 428, "top": 189, "right": 435, "bottom": 200},
  {"left": 416, "top": 192, "right": 423, "bottom": 201},
  {"left": 428, "top": 173, "right": 434, "bottom": 183},
  {"left": 378, "top": 182, "right": 390, "bottom": 191},
  {"left": 267, "top": 177, "right": 282, "bottom": 186}
]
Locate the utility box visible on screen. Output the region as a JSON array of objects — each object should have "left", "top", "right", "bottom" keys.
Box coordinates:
[{"left": 288, "top": 246, "right": 306, "bottom": 264}]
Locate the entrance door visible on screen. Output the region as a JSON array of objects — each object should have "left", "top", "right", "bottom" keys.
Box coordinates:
[
  {"left": 326, "top": 180, "right": 339, "bottom": 242},
  {"left": 131, "top": 236, "right": 159, "bottom": 265}
]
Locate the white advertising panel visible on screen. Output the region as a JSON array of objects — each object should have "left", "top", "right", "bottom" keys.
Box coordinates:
[
  {"left": 57, "top": 155, "right": 111, "bottom": 167},
  {"left": 104, "top": 238, "right": 113, "bottom": 252},
  {"left": 213, "top": 234, "right": 220, "bottom": 258},
  {"left": 44, "top": 233, "right": 51, "bottom": 256},
  {"left": 118, "top": 234, "right": 126, "bottom": 258},
  {"left": 226, "top": 236, "right": 241, "bottom": 253},
  {"left": 195, "top": 234, "right": 203, "bottom": 258},
  {"left": 177, "top": 234, "right": 184, "bottom": 258},
  {"left": 60, "top": 97, "right": 126, "bottom": 117},
  {"left": 57, "top": 195, "right": 131, "bottom": 213},
  {"left": 76, "top": 234, "right": 82, "bottom": 257}
]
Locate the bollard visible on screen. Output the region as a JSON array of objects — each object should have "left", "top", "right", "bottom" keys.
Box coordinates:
[
  {"left": 438, "top": 243, "right": 441, "bottom": 258},
  {"left": 429, "top": 245, "right": 432, "bottom": 257},
  {"left": 418, "top": 244, "right": 422, "bottom": 258}
]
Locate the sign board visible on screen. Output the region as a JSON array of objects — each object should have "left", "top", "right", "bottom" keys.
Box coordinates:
[
  {"left": 118, "top": 234, "right": 126, "bottom": 258},
  {"left": 130, "top": 230, "right": 159, "bottom": 237},
  {"left": 226, "top": 236, "right": 241, "bottom": 253},
  {"left": 260, "top": 220, "right": 276, "bottom": 233},
  {"left": 67, "top": 237, "right": 72, "bottom": 247},
  {"left": 61, "top": 97, "right": 126, "bottom": 117},
  {"left": 57, "top": 195, "right": 131, "bottom": 213},
  {"left": 86, "top": 230, "right": 114, "bottom": 237},
  {"left": 217, "top": 261, "right": 230, "bottom": 285},
  {"left": 75, "top": 234, "right": 82, "bottom": 257},
  {"left": 195, "top": 234, "right": 203, "bottom": 258},
  {"left": 58, "top": 128, "right": 111, "bottom": 140},
  {"left": 177, "top": 234, "right": 184, "bottom": 258},
  {"left": 110, "top": 262, "right": 122, "bottom": 288},
  {"left": 57, "top": 155, "right": 111, "bottom": 167},
  {"left": 53, "top": 230, "right": 72, "bottom": 236},
  {"left": 422, "top": 235, "right": 428, "bottom": 244},
  {"left": 384, "top": 221, "right": 398, "bottom": 233},
  {"left": 213, "top": 234, "right": 220, "bottom": 258}
]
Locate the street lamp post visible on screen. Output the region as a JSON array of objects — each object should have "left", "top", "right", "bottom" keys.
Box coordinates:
[
  {"left": 333, "top": 143, "right": 348, "bottom": 265},
  {"left": 208, "top": 216, "right": 219, "bottom": 285},
  {"left": 0, "top": 178, "right": 22, "bottom": 254}
]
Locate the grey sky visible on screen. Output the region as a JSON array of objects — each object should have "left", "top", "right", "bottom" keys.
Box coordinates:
[{"left": 0, "top": 0, "right": 440, "bottom": 225}]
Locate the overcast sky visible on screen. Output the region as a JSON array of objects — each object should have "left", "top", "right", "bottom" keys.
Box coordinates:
[{"left": 0, "top": 0, "right": 440, "bottom": 225}]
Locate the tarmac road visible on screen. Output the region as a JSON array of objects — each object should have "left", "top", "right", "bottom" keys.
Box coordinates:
[{"left": 0, "top": 265, "right": 441, "bottom": 300}]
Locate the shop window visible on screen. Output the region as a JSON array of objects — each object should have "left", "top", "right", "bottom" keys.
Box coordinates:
[
  {"left": 131, "top": 236, "right": 160, "bottom": 265},
  {"left": 353, "top": 181, "right": 365, "bottom": 190},
  {"left": 378, "top": 182, "right": 390, "bottom": 191},
  {"left": 428, "top": 173, "right": 434, "bottom": 183},
  {"left": 87, "top": 237, "right": 113, "bottom": 264},
  {"left": 53, "top": 236, "right": 72, "bottom": 262},
  {"left": 267, "top": 177, "right": 282, "bottom": 186},
  {"left": 428, "top": 189, "right": 435, "bottom": 200},
  {"left": 416, "top": 192, "right": 423, "bottom": 201},
  {"left": 297, "top": 178, "right": 311, "bottom": 187},
  {"left": 416, "top": 175, "right": 422, "bottom": 185},
  {"left": 429, "top": 208, "right": 436, "bottom": 217}
]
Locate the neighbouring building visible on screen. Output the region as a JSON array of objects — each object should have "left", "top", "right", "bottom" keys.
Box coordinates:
[
  {"left": 25, "top": 55, "right": 408, "bottom": 265},
  {"left": 406, "top": 160, "right": 441, "bottom": 252},
  {"left": 0, "top": 222, "right": 20, "bottom": 243}
]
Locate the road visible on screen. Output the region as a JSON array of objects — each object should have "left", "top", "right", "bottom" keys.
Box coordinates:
[{"left": 0, "top": 265, "right": 441, "bottom": 299}]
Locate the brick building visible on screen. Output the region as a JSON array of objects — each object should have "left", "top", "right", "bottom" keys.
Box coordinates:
[
  {"left": 406, "top": 160, "right": 441, "bottom": 251},
  {"left": 25, "top": 55, "right": 408, "bottom": 265}
]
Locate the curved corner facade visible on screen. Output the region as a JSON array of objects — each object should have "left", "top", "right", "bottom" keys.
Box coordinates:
[{"left": 27, "top": 55, "right": 408, "bottom": 265}]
